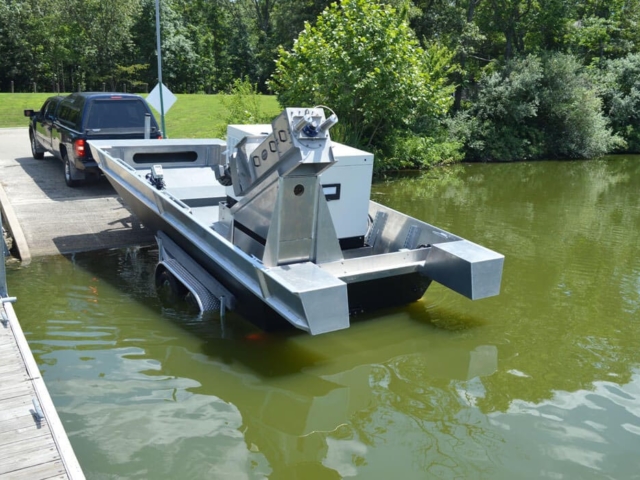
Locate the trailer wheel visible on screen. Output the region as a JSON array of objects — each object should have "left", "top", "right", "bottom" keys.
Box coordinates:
[
  {"left": 155, "top": 268, "right": 187, "bottom": 298},
  {"left": 30, "top": 131, "right": 44, "bottom": 159},
  {"left": 184, "top": 290, "right": 200, "bottom": 312},
  {"left": 155, "top": 268, "right": 202, "bottom": 313}
]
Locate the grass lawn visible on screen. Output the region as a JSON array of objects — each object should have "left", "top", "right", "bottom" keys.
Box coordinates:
[
  {"left": 0, "top": 93, "right": 57, "bottom": 128},
  {"left": 0, "top": 93, "right": 282, "bottom": 138}
]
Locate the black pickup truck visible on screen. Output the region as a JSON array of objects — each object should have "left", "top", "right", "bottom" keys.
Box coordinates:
[{"left": 24, "top": 92, "right": 162, "bottom": 187}]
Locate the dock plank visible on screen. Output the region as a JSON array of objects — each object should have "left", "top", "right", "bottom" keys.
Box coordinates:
[
  {"left": 0, "top": 396, "right": 34, "bottom": 422},
  {"left": 0, "top": 414, "right": 46, "bottom": 436},
  {"left": 0, "top": 336, "right": 16, "bottom": 347},
  {"left": 0, "top": 361, "right": 27, "bottom": 376},
  {"left": 0, "top": 434, "right": 57, "bottom": 462},
  {"left": 0, "top": 381, "right": 33, "bottom": 401},
  {"left": 0, "top": 371, "right": 30, "bottom": 388},
  {"left": 4, "top": 460, "right": 67, "bottom": 480},
  {"left": 0, "top": 449, "right": 60, "bottom": 477},
  {"left": 0, "top": 344, "right": 21, "bottom": 362},
  {"left": 0, "top": 420, "right": 50, "bottom": 448},
  {"left": 0, "top": 423, "right": 49, "bottom": 449}
]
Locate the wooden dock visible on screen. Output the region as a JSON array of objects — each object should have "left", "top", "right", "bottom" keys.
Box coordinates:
[{"left": 0, "top": 298, "right": 85, "bottom": 479}]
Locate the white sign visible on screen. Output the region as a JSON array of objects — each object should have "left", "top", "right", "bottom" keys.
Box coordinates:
[{"left": 146, "top": 83, "right": 177, "bottom": 113}]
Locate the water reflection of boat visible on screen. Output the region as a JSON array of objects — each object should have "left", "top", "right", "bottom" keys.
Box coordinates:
[
  {"left": 157, "top": 316, "right": 499, "bottom": 477},
  {"left": 46, "top": 246, "right": 501, "bottom": 477},
  {"left": 89, "top": 107, "right": 503, "bottom": 334}
]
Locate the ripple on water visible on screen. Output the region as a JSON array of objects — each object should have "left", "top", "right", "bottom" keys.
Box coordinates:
[{"left": 491, "top": 371, "right": 640, "bottom": 477}]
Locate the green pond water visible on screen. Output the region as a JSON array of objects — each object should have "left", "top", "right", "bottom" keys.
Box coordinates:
[{"left": 6, "top": 156, "right": 640, "bottom": 479}]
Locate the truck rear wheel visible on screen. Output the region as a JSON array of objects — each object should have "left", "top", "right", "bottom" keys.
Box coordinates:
[
  {"left": 64, "top": 154, "right": 81, "bottom": 187},
  {"left": 30, "top": 132, "right": 44, "bottom": 160}
]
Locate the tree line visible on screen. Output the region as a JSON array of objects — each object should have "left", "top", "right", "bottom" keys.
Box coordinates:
[{"left": 2, "top": 0, "right": 639, "bottom": 167}]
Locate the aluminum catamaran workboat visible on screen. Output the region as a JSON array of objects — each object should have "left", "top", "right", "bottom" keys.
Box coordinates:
[{"left": 89, "top": 107, "right": 504, "bottom": 335}]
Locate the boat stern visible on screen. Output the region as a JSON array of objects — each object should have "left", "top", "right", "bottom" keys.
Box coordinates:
[{"left": 259, "top": 262, "right": 350, "bottom": 335}]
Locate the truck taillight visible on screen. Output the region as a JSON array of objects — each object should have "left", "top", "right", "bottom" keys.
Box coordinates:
[{"left": 74, "top": 139, "right": 86, "bottom": 157}]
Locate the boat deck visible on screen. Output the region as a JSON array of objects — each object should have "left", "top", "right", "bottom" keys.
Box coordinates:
[{"left": 0, "top": 300, "right": 84, "bottom": 479}]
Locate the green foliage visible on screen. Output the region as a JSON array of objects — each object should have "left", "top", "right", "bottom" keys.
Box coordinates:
[
  {"left": 536, "top": 53, "right": 624, "bottom": 158},
  {"left": 567, "top": 0, "right": 640, "bottom": 63},
  {"left": 448, "top": 55, "right": 544, "bottom": 161},
  {"left": 114, "top": 64, "right": 149, "bottom": 92},
  {"left": 0, "top": 0, "right": 57, "bottom": 91},
  {"left": 86, "top": 0, "right": 142, "bottom": 88},
  {"left": 270, "top": 0, "right": 457, "bottom": 170},
  {"left": 451, "top": 52, "right": 623, "bottom": 161},
  {"left": 214, "top": 77, "right": 277, "bottom": 137},
  {"left": 593, "top": 53, "right": 640, "bottom": 152},
  {"left": 381, "top": 131, "right": 464, "bottom": 174},
  {"left": 3, "top": 0, "right": 640, "bottom": 161}
]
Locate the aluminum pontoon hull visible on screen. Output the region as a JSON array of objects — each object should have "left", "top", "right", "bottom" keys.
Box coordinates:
[
  {"left": 89, "top": 113, "right": 503, "bottom": 335},
  {"left": 103, "top": 165, "right": 432, "bottom": 329}
]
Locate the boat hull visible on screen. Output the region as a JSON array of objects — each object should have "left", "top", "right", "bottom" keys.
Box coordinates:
[
  {"left": 107, "top": 175, "right": 432, "bottom": 331},
  {"left": 89, "top": 136, "right": 503, "bottom": 335}
]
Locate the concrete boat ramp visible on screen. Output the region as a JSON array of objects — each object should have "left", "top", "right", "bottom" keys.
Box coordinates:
[
  {"left": 0, "top": 128, "right": 154, "bottom": 479},
  {"left": 0, "top": 128, "right": 155, "bottom": 264}
]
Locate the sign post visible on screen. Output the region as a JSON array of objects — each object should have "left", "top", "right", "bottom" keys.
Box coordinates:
[{"left": 155, "top": 0, "right": 166, "bottom": 137}]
